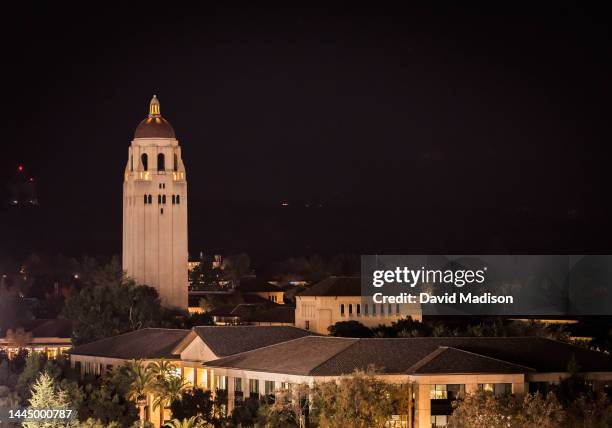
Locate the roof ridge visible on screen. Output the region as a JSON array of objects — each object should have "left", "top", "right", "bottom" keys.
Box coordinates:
[
  {"left": 306, "top": 337, "right": 362, "bottom": 375},
  {"left": 404, "top": 346, "right": 449, "bottom": 373},
  {"left": 70, "top": 328, "right": 148, "bottom": 351},
  {"left": 407, "top": 346, "right": 536, "bottom": 373},
  {"left": 70, "top": 328, "right": 189, "bottom": 355},
  {"left": 361, "top": 336, "right": 550, "bottom": 340},
  {"left": 205, "top": 335, "right": 320, "bottom": 367}
]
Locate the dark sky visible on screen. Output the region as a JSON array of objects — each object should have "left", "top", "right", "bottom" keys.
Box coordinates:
[{"left": 1, "top": 4, "right": 611, "bottom": 262}]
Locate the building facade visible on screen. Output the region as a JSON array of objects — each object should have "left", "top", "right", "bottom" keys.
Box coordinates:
[
  {"left": 69, "top": 327, "right": 612, "bottom": 428},
  {"left": 122, "top": 96, "right": 188, "bottom": 309},
  {"left": 295, "top": 276, "right": 422, "bottom": 334}
]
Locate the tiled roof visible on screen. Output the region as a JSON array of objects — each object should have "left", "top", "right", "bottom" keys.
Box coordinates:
[
  {"left": 193, "top": 326, "right": 314, "bottom": 357},
  {"left": 204, "top": 336, "right": 612, "bottom": 376},
  {"left": 236, "top": 277, "right": 282, "bottom": 293},
  {"left": 298, "top": 276, "right": 361, "bottom": 297},
  {"left": 406, "top": 347, "right": 534, "bottom": 374},
  {"left": 245, "top": 306, "right": 295, "bottom": 324},
  {"left": 2, "top": 319, "right": 72, "bottom": 339},
  {"left": 69, "top": 328, "right": 190, "bottom": 359}
]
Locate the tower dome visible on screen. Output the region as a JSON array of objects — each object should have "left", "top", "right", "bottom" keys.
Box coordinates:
[{"left": 134, "top": 95, "right": 176, "bottom": 139}]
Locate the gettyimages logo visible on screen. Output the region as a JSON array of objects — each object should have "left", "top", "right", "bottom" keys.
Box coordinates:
[
  {"left": 372, "top": 266, "right": 487, "bottom": 288},
  {"left": 362, "top": 255, "right": 612, "bottom": 316}
]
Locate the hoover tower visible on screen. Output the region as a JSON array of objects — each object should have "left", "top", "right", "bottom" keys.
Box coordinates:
[{"left": 122, "top": 95, "right": 188, "bottom": 308}]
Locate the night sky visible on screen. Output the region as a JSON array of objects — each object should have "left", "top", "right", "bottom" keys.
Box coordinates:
[{"left": 1, "top": 4, "right": 611, "bottom": 262}]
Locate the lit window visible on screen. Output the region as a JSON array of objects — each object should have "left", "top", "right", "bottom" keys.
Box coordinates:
[
  {"left": 430, "top": 384, "right": 465, "bottom": 400},
  {"left": 249, "top": 379, "right": 259, "bottom": 396},
  {"left": 478, "top": 383, "right": 512, "bottom": 396},
  {"left": 215, "top": 375, "right": 227, "bottom": 390},
  {"left": 431, "top": 415, "right": 448, "bottom": 427}
]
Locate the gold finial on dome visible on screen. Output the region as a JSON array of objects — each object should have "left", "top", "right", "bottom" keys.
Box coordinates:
[{"left": 149, "top": 95, "right": 161, "bottom": 117}]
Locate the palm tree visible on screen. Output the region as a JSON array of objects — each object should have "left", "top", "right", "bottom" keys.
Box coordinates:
[
  {"left": 150, "top": 360, "right": 188, "bottom": 426},
  {"left": 163, "top": 416, "right": 201, "bottom": 428},
  {"left": 121, "top": 360, "right": 155, "bottom": 427},
  {"left": 149, "top": 359, "right": 178, "bottom": 382}
]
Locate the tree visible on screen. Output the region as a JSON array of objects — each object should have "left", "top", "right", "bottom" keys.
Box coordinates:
[
  {"left": 75, "top": 419, "right": 121, "bottom": 428},
  {"left": 222, "top": 253, "right": 251, "bottom": 287},
  {"left": 448, "top": 390, "right": 565, "bottom": 428},
  {"left": 512, "top": 392, "right": 565, "bottom": 427},
  {"left": 149, "top": 360, "right": 188, "bottom": 427},
  {"left": 447, "top": 390, "right": 513, "bottom": 428},
  {"left": 257, "top": 384, "right": 310, "bottom": 428},
  {"left": 310, "top": 369, "right": 407, "bottom": 428},
  {"left": 170, "top": 388, "right": 215, "bottom": 423},
  {"left": 328, "top": 321, "right": 373, "bottom": 338},
  {"left": 6, "top": 327, "right": 33, "bottom": 348},
  {"left": 16, "top": 353, "right": 50, "bottom": 404},
  {"left": 230, "top": 396, "right": 261, "bottom": 427},
  {"left": 566, "top": 393, "right": 612, "bottom": 427},
  {"left": 63, "top": 277, "right": 163, "bottom": 345},
  {"left": 79, "top": 367, "right": 139, "bottom": 427},
  {"left": 163, "top": 417, "right": 202, "bottom": 428},
  {"left": 16, "top": 354, "right": 81, "bottom": 406},
  {"left": 121, "top": 360, "right": 155, "bottom": 426},
  {"left": 24, "top": 372, "right": 77, "bottom": 428},
  {"left": 0, "top": 384, "right": 19, "bottom": 408},
  {"left": 0, "top": 283, "right": 32, "bottom": 330}
]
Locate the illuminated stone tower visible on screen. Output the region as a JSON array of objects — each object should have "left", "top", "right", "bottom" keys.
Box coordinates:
[{"left": 122, "top": 95, "right": 188, "bottom": 309}]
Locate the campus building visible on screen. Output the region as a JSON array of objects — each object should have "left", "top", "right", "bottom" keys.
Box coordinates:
[
  {"left": 295, "top": 276, "right": 423, "bottom": 334},
  {"left": 0, "top": 319, "right": 72, "bottom": 359},
  {"left": 69, "top": 326, "right": 314, "bottom": 427},
  {"left": 69, "top": 326, "right": 612, "bottom": 428}
]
